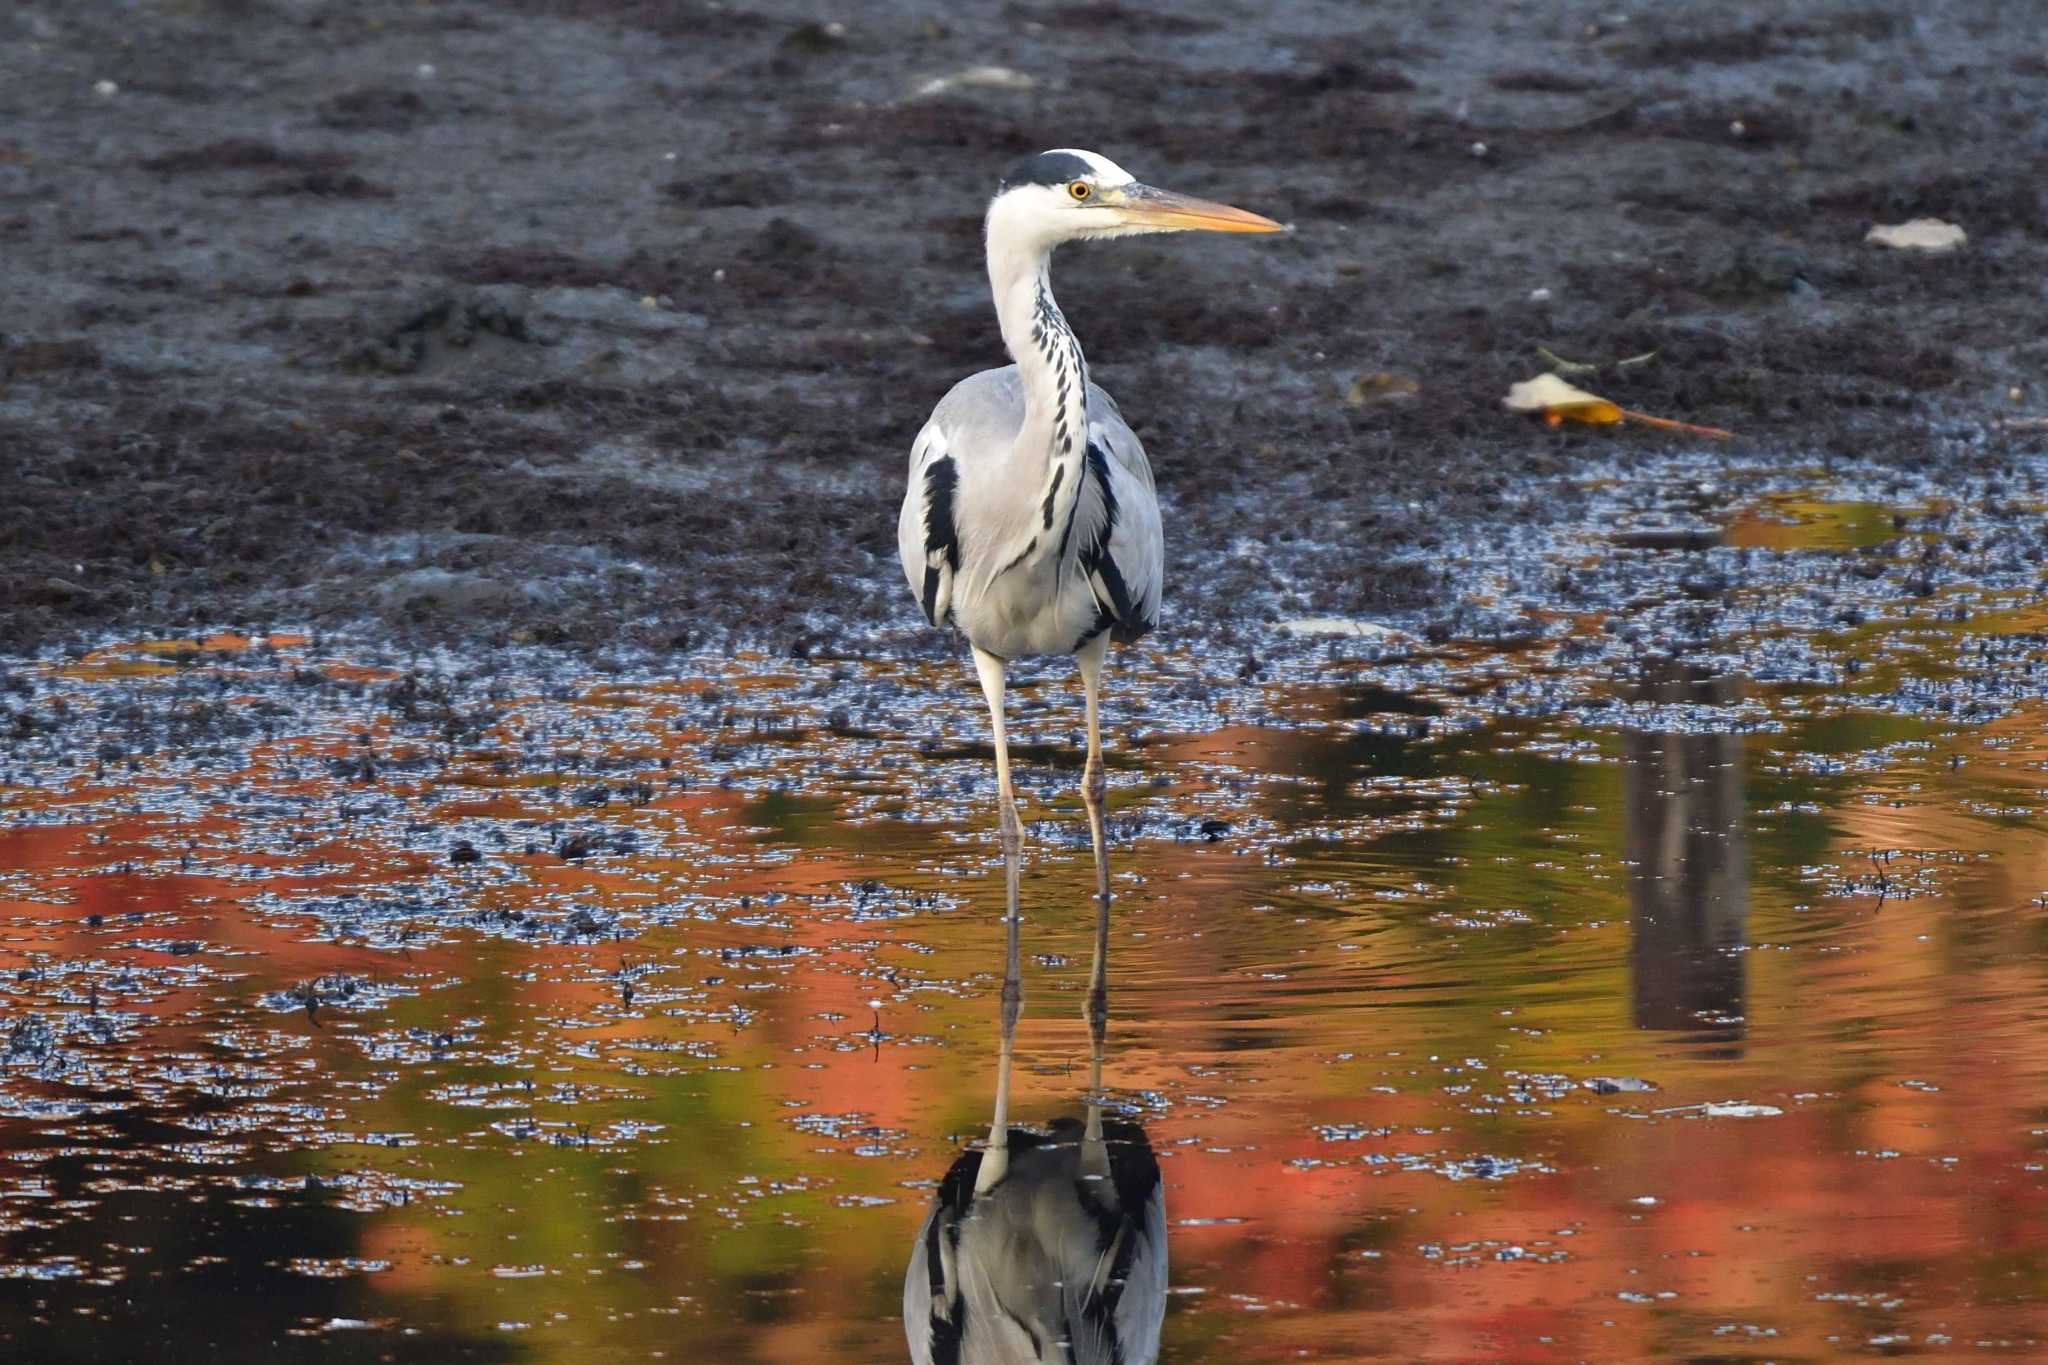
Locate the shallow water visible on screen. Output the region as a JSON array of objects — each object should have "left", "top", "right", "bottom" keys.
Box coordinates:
[{"left": 6, "top": 477, "right": 2048, "bottom": 1361}]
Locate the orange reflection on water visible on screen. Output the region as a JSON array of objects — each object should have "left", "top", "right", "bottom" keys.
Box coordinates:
[{"left": 2, "top": 634, "right": 2048, "bottom": 1360}]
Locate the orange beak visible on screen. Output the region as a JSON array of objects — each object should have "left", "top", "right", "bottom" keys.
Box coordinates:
[{"left": 1107, "top": 183, "right": 1287, "bottom": 233}]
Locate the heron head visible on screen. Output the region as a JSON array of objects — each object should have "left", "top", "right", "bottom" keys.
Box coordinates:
[{"left": 988, "top": 148, "right": 1285, "bottom": 251}]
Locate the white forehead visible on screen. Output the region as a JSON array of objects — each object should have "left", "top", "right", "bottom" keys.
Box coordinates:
[{"left": 1047, "top": 148, "right": 1136, "bottom": 186}]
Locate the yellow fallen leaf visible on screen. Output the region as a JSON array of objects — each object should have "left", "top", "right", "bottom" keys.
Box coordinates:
[
  {"left": 1503, "top": 373, "right": 1622, "bottom": 424},
  {"left": 1504, "top": 372, "right": 1734, "bottom": 439}
]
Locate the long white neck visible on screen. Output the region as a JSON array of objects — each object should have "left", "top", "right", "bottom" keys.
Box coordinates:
[{"left": 987, "top": 218, "right": 1090, "bottom": 557}]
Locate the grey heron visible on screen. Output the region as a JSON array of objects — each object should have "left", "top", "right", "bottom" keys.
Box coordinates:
[
  {"left": 896, "top": 147, "right": 1281, "bottom": 1171},
  {"left": 905, "top": 865, "right": 1166, "bottom": 1364}
]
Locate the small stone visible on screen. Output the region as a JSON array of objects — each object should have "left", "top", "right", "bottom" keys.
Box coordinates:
[
  {"left": 93, "top": 79, "right": 119, "bottom": 97},
  {"left": 1865, "top": 217, "right": 1966, "bottom": 251}
]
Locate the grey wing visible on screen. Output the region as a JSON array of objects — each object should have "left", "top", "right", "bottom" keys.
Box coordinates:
[
  {"left": 903, "top": 1197, "right": 963, "bottom": 1365},
  {"left": 1063, "top": 1124, "right": 1168, "bottom": 1365},
  {"left": 897, "top": 419, "right": 961, "bottom": 629},
  {"left": 1113, "top": 1182, "right": 1169, "bottom": 1365},
  {"left": 1073, "top": 385, "right": 1163, "bottom": 643}
]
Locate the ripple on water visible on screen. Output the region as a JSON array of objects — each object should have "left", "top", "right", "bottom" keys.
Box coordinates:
[{"left": 6, "top": 491, "right": 2048, "bottom": 1359}]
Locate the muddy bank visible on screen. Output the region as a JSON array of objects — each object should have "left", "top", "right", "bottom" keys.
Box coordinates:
[{"left": 1, "top": 0, "right": 2044, "bottom": 658}]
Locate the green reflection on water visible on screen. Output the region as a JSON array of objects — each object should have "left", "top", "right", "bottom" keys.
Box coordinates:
[{"left": 5, "top": 612, "right": 2048, "bottom": 1361}]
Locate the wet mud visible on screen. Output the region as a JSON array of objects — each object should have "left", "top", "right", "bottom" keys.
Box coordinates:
[{"left": 2, "top": 0, "right": 2045, "bottom": 658}]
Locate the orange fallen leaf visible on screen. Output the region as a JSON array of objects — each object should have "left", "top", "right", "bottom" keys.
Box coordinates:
[{"left": 1503, "top": 372, "right": 1733, "bottom": 440}]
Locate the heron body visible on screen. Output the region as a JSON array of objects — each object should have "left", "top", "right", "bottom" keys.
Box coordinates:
[
  {"left": 899, "top": 366, "right": 1159, "bottom": 660},
  {"left": 899, "top": 148, "right": 1279, "bottom": 672},
  {"left": 896, "top": 147, "right": 1281, "bottom": 848}
]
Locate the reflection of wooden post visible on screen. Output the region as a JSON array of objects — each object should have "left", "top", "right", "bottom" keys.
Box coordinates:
[{"left": 1623, "top": 666, "right": 1748, "bottom": 1055}]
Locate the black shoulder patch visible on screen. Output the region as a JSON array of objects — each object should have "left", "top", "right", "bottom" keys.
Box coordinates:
[
  {"left": 1084, "top": 440, "right": 1119, "bottom": 537},
  {"left": 928, "top": 1306, "right": 964, "bottom": 1365},
  {"left": 998, "top": 149, "right": 1096, "bottom": 192},
  {"left": 1078, "top": 440, "right": 1153, "bottom": 644},
  {"left": 920, "top": 455, "right": 961, "bottom": 629},
  {"left": 924, "top": 457, "right": 960, "bottom": 564}
]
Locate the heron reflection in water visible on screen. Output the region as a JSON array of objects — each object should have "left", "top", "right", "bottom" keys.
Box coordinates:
[
  {"left": 903, "top": 865, "right": 1165, "bottom": 1362},
  {"left": 1624, "top": 663, "right": 1750, "bottom": 1055}
]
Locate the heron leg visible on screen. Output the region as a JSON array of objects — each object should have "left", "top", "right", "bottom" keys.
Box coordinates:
[
  {"left": 1076, "top": 634, "right": 1112, "bottom": 1138},
  {"left": 1078, "top": 634, "right": 1110, "bottom": 817},
  {"left": 973, "top": 646, "right": 1023, "bottom": 1194},
  {"left": 974, "top": 647, "right": 1024, "bottom": 858}
]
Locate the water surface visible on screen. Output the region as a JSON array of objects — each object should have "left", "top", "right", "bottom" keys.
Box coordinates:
[{"left": 5, "top": 477, "right": 2048, "bottom": 1361}]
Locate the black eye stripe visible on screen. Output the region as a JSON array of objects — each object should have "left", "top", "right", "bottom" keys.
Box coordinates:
[{"left": 998, "top": 150, "right": 1099, "bottom": 192}]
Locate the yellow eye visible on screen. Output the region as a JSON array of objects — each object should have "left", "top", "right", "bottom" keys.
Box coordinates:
[{"left": 1068, "top": 180, "right": 1091, "bottom": 201}]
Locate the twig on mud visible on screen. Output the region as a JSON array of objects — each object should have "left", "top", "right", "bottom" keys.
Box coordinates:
[
  {"left": 1533, "top": 345, "right": 1660, "bottom": 375},
  {"left": 1619, "top": 407, "right": 1732, "bottom": 439},
  {"left": 1534, "top": 345, "right": 1602, "bottom": 375}
]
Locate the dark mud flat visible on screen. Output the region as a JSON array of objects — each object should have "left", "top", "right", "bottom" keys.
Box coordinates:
[{"left": 2, "top": 0, "right": 2045, "bottom": 659}]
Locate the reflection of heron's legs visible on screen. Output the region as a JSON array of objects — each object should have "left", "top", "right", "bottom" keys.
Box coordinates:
[
  {"left": 974, "top": 647, "right": 1024, "bottom": 1195},
  {"left": 975, "top": 841, "right": 1022, "bottom": 1194},
  {"left": 1077, "top": 635, "right": 1112, "bottom": 1142},
  {"left": 1083, "top": 878, "right": 1112, "bottom": 1148}
]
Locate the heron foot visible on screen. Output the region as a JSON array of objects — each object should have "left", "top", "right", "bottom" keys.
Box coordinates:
[{"left": 1083, "top": 761, "right": 1106, "bottom": 808}]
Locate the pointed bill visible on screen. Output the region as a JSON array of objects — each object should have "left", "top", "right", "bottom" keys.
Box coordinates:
[{"left": 1108, "top": 183, "right": 1287, "bottom": 233}]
